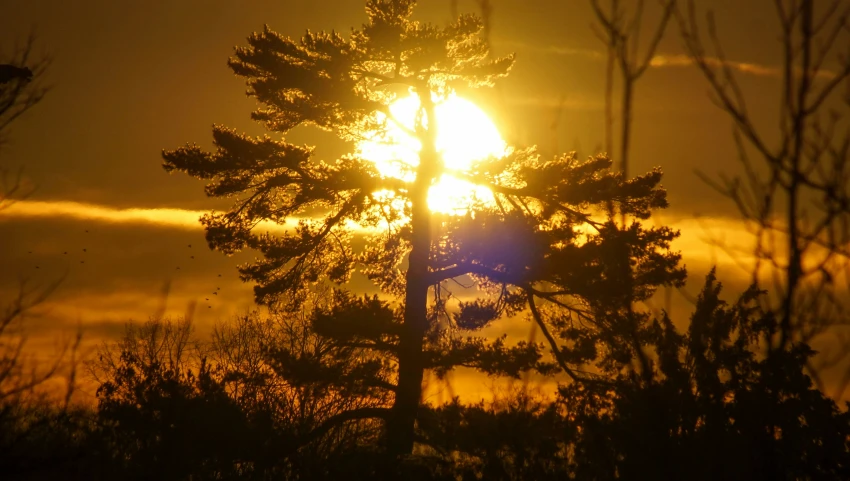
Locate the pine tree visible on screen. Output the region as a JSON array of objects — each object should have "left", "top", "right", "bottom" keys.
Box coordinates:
[{"left": 162, "top": 0, "right": 684, "bottom": 462}]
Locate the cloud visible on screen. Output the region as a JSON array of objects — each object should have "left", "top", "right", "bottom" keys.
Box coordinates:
[
  {"left": 649, "top": 53, "right": 783, "bottom": 77},
  {"left": 1, "top": 200, "right": 208, "bottom": 229},
  {"left": 498, "top": 41, "right": 838, "bottom": 79},
  {"left": 649, "top": 54, "right": 838, "bottom": 80},
  {"left": 0, "top": 199, "right": 379, "bottom": 233},
  {"left": 0, "top": 200, "right": 761, "bottom": 278}
]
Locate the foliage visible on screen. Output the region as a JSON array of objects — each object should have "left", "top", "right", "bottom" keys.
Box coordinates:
[
  {"left": 93, "top": 318, "right": 255, "bottom": 480},
  {"left": 559, "top": 271, "right": 850, "bottom": 480}
]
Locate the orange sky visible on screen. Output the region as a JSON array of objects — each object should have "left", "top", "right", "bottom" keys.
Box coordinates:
[{"left": 2, "top": 0, "right": 848, "bottom": 401}]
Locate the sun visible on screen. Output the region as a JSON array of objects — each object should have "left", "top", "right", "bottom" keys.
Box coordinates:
[{"left": 358, "top": 93, "right": 506, "bottom": 214}]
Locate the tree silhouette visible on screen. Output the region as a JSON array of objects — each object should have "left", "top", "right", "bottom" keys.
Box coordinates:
[
  {"left": 163, "top": 0, "right": 684, "bottom": 463},
  {"left": 0, "top": 33, "right": 60, "bottom": 405},
  {"left": 210, "top": 303, "right": 394, "bottom": 478},
  {"left": 413, "top": 271, "right": 850, "bottom": 480},
  {"left": 92, "top": 318, "right": 259, "bottom": 480},
  {"left": 556, "top": 270, "right": 850, "bottom": 480},
  {"left": 678, "top": 0, "right": 850, "bottom": 367},
  {"left": 0, "top": 33, "right": 49, "bottom": 152},
  {"left": 0, "top": 32, "right": 91, "bottom": 481}
]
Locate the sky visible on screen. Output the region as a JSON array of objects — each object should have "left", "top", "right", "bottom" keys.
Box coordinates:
[{"left": 1, "top": 0, "right": 845, "bottom": 400}]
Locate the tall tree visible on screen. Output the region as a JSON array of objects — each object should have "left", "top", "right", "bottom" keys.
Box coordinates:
[{"left": 163, "top": 0, "right": 684, "bottom": 461}]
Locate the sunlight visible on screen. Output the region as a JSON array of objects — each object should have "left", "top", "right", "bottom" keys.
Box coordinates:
[{"left": 358, "top": 93, "right": 506, "bottom": 214}]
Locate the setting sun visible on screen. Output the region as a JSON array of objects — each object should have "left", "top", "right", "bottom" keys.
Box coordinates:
[{"left": 359, "top": 93, "right": 507, "bottom": 214}]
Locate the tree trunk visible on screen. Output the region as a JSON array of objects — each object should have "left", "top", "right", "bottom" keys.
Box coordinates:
[
  {"left": 387, "top": 210, "right": 428, "bottom": 457},
  {"left": 385, "top": 90, "right": 439, "bottom": 458}
]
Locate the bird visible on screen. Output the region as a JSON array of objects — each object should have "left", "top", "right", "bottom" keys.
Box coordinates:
[
  {"left": 188, "top": 244, "right": 192, "bottom": 248},
  {"left": 85, "top": 230, "right": 89, "bottom": 233},
  {"left": 216, "top": 287, "right": 220, "bottom": 290},
  {"left": 208, "top": 306, "right": 212, "bottom": 308},
  {"left": 205, "top": 298, "right": 209, "bottom": 301},
  {"left": 80, "top": 261, "right": 85, "bottom": 264},
  {"left": 35, "top": 266, "right": 39, "bottom": 269},
  {"left": 82, "top": 248, "right": 87, "bottom": 253},
  {"left": 217, "top": 274, "right": 222, "bottom": 277},
  {"left": 176, "top": 266, "right": 180, "bottom": 270},
  {"left": 190, "top": 256, "right": 194, "bottom": 259},
  {"left": 63, "top": 251, "right": 67, "bottom": 255},
  {"left": 213, "top": 292, "right": 218, "bottom": 295},
  {"left": 0, "top": 64, "right": 33, "bottom": 84}
]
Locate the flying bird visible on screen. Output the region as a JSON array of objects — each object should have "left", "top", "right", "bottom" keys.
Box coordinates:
[
  {"left": 217, "top": 274, "right": 222, "bottom": 277},
  {"left": 0, "top": 64, "right": 33, "bottom": 84},
  {"left": 82, "top": 248, "right": 87, "bottom": 253},
  {"left": 190, "top": 256, "right": 194, "bottom": 259}
]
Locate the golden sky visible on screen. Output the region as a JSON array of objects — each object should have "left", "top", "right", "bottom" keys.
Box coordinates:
[{"left": 2, "top": 0, "right": 847, "bottom": 400}]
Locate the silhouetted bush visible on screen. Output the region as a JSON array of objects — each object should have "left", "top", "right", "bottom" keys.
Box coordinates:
[{"left": 3, "top": 271, "right": 849, "bottom": 480}]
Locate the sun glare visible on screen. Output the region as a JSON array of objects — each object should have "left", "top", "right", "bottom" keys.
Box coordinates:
[{"left": 358, "top": 94, "right": 506, "bottom": 214}]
